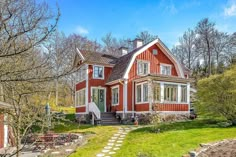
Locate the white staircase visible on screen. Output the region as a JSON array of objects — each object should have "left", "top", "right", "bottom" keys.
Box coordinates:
[{"left": 88, "top": 102, "right": 101, "bottom": 125}]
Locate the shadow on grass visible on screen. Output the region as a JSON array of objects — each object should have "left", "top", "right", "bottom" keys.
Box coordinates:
[{"left": 132, "top": 119, "right": 236, "bottom": 133}]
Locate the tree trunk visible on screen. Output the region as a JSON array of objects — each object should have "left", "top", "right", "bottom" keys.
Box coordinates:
[{"left": 206, "top": 39, "right": 211, "bottom": 76}]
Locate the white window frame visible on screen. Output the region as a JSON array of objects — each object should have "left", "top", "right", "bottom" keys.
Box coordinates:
[
  {"left": 111, "top": 85, "right": 119, "bottom": 106},
  {"left": 160, "top": 63, "right": 172, "bottom": 75},
  {"left": 137, "top": 60, "right": 150, "bottom": 76},
  {"left": 77, "top": 65, "right": 86, "bottom": 83},
  {"left": 75, "top": 88, "right": 86, "bottom": 107},
  {"left": 135, "top": 81, "right": 149, "bottom": 104},
  {"left": 152, "top": 82, "right": 161, "bottom": 103},
  {"left": 181, "top": 85, "right": 187, "bottom": 103},
  {"left": 93, "top": 65, "right": 104, "bottom": 79},
  {"left": 164, "top": 84, "right": 178, "bottom": 103}
]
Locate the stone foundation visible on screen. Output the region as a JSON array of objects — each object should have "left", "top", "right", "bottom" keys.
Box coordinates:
[{"left": 75, "top": 114, "right": 91, "bottom": 124}]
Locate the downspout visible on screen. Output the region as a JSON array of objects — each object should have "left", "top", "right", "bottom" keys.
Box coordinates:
[{"left": 132, "top": 80, "right": 135, "bottom": 117}]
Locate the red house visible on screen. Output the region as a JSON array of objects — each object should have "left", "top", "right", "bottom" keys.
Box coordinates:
[{"left": 74, "top": 38, "right": 191, "bottom": 124}]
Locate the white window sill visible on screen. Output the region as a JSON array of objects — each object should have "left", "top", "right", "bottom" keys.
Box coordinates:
[
  {"left": 93, "top": 77, "right": 104, "bottom": 80},
  {"left": 75, "top": 105, "right": 86, "bottom": 107},
  {"left": 135, "top": 101, "right": 149, "bottom": 104},
  {"left": 112, "top": 103, "right": 119, "bottom": 106}
]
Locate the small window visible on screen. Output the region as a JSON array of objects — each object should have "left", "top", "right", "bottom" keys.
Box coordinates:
[
  {"left": 75, "top": 89, "right": 86, "bottom": 106},
  {"left": 136, "top": 84, "right": 142, "bottom": 103},
  {"left": 181, "top": 85, "right": 187, "bottom": 102},
  {"left": 153, "top": 49, "right": 158, "bottom": 55},
  {"left": 137, "top": 61, "right": 149, "bottom": 75},
  {"left": 112, "top": 86, "right": 119, "bottom": 105},
  {"left": 93, "top": 65, "right": 104, "bottom": 79},
  {"left": 160, "top": 64, "right": 171, "bottom": 75}
]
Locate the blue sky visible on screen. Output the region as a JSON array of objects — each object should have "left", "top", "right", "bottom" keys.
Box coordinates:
[{"left": 48, "top": 0, "right": 236, "bottom": 48}]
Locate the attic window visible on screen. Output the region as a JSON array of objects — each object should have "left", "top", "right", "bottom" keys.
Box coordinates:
[
  {"left": 93, "top": 65, "right": 104, "bottom": 79},
  {"left": 153, "top": 49, "right": 158, "bottom": 55}
]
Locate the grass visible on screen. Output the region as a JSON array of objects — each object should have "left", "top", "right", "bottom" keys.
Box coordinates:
[
  {"left": 114, "top": 119, "right": 236, "bottom": 157},
  {"left": 52, "top": 116, "right": 118, "bottom": 157}
]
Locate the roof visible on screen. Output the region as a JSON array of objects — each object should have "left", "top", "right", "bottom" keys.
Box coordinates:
[
  {"left": 76, "top": 50, "right": 120, "bottom": 66},
  {"left": 107, "top": 42, "right": 151, "bottom": 83}
]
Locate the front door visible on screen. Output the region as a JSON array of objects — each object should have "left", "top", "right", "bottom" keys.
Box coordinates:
[{"left": 92, "top": 88, "right": 105, "bottom": 112}]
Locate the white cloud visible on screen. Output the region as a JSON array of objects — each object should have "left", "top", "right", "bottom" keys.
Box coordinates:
[
  {"left": 75, "top": 26, "right": 89, "bottom": 34},
  {"left": 224, "top": 2, "right": 236, "bottom": 16}
]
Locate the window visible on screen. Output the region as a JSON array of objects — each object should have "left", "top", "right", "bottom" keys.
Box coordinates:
[
  {"left": 137, "top": 61, "right": 149, "bottom": 75},
  {"left": 153, "top": 49, "right": 158, "bottom": 55},
  {"left": 77, "top": 65, "right": 86, "bottom": 82},
  {"left": 136, "top": 82, "right": 148, "bottom": 103},
  {"left": 153, "top": 83, "right": 160, "bottom": 102},
  {"left": 93, "top": 65, "right": 104, "bottom": 79},
  {"left": 75, "top": 89, "right": 86, "bottom": 106},
  {"left": 164, "top": 84, "right": 178, "bottom": 102},
  {"left": 160, "top": 64, "right": 171, "bottom": 75},
  {"left": 181, "top": 85, "right": 187, "bottom": 102},
  {"left": 112, "top": 86, "right": 119, "bottom": 105}
]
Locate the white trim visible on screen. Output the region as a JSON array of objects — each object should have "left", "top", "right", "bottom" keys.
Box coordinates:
[
  {"left": 85, "top": 64, "right": 89, "bottom": 112},
  {"left": 76, "top": 48, "right": 85, "bottom": 61},
  {"left": 123, "top": 38, "right": 185, "bottom": 79},
  {"left": 75, "top": 88, "right": 86, "bottom": 107},
  {"left": 111, "top": 85, "right": 119, "bottom": 106},
  {"left": 123, "top": 39, "right": 158, "bottom": 79},
  {"left": 136, "top": 60, "right": 150, "bottom": 76},
  {"left": 178, "top": 84, "right": 181, "bottom": 103},
  {"left": 157, "top": 40, "right": 185, "bottom": 78},
  {"left": 115, "top": 111, "right": 190, "bottom": 114},
  {"left": 160, "top": 82, "right": 164, "bottom": 103},
  {"left": 187, "top": 83, "right": 190, "bottom": 111},
  {"left": 93, "top": 65, "right": 104, "bottom": 80},
  {"left": 91, "top": 86, "right": 106, "bottom": 112},
  {"left": 135, "top": 81, "right": 149, "bottom": 104},
  {"left": 123, "top": 80, "right": 128, "bottom": 112}
]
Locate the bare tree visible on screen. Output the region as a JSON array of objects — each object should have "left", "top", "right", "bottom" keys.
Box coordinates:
[
  {"left": 195, "top": 18, "right": 216, "bottom": 76},
  {"left": 136, "top": 31, "right": 158, "bottom": 44}
]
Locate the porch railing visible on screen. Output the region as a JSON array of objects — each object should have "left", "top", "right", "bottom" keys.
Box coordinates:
[{"left": 88, "top": 102, "right": 101, "bottom": 120}]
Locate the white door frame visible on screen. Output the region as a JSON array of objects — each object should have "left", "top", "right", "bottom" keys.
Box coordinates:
[{"left": 91, "top": 86, "right": 106, "bottom": 112}]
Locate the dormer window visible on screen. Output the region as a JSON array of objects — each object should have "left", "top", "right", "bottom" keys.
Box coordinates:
[
  {"left": 160, "top": 64, "right": 171, "bottom": 75},
  {"left": 93, "top": 65, "right": 104, "bottom": 79},
  {"left": 137, "top": 60, "right": 150, "bottom": 75}
]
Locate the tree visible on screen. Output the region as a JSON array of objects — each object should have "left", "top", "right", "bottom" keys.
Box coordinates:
[
  {"left": 195, "top": 18, "right": 216, "bottom": 76},
  {"left": 136, "top": 31, "right": 158, "bottom": 44},
  {"left": 172, "top": 29, "right": 199, "bottom": 69},
  {"left": 197, "top": 65, "right": 236, "bottom": 124}
]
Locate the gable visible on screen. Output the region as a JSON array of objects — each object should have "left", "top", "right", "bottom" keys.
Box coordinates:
[{"left": 123, "top": 39, "right": 184, "bottom": 79}]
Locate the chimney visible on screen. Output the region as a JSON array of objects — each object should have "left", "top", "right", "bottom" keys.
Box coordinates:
[
  {"left": 119, "top": 46, "right": 128, "bottom": 56},
  {"left": 133, "top": 38, "right": 143, "bottom": 49}
]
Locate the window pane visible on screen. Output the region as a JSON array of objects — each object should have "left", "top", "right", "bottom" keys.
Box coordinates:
[
  {"left": 143, "top": 83, "right": 148, "bottom": 102},
  {"left": 136, "top": 85, "right": 142, "bottom": 102},
  {"left": 181, "top": 85, "right": 187, "bottom": 102},
  {"left": 94, "top": 66, "right": 104, "bottom": 78},
  {"left": 112, "top": 88, "right": 119, "bottom": 105},
  {"left": 153, "top": 83, "right": 160, "bottom": 101},
  {"left": 164, "top": 84, "right": 178, "bottom": 102}
]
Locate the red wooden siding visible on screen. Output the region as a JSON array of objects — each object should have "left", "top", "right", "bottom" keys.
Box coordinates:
[
  {"left": 153, "top": 104, "right": 189, "bottom": 111},
  {"left": 88, "top": 65, "right": 113, "bottom": 112},
  {"left": 0, "top": 114, "right": 4, "bottom": 148},
  {"left": 127, "top": 44, "right": 179, "bottom": 111},
  {"left": 135, "top": 103, "right": 149, "bottom": 111},
  {"left": 76, "top": 106, "right": 86, "bottom": 112},
  {"left": 110, "top": 83, "right": 123, "bottom": 112},
  {"left": 76, "top": 81, "right": 86, "bottom": 91}
]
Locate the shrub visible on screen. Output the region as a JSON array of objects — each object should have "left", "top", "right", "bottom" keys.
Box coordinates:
[{"left": 137, "top": 113, "right": 161, "bottom": 125}]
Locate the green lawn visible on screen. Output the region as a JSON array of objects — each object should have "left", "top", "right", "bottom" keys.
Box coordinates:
[
  {"left": 52, "top": 117, "right": 118, "bottom": 157},
  {"left": 114, "top": 119, "right": 236, "bottom": 157}
]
